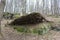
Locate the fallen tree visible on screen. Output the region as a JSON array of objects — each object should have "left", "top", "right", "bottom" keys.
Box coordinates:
[{"left": 9, "top": 12, "right": 50, "bottom": 25}]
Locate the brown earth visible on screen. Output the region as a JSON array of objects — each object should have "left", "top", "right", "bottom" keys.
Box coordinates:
[{"left": 1, "top": 17, "right": 60, "bottom": 40}]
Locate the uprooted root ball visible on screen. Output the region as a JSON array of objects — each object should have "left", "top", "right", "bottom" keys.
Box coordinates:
[{"left": 9, "top": 12, "right": 49, "bottom": 25}]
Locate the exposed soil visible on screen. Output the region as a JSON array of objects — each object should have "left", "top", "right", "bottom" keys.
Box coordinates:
[{"left": 1, "top": 17, "right": 60, "bottom": 40}]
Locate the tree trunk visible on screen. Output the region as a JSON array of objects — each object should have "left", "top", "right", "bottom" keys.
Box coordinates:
[
  {"left": 54, "top": 0, "right": 58, "bottom": 15},
  {"left": 21, "top": 0, "right": 26, "bottom": 16},
  {"left": 0, "top": 0, "right": 5, "bottom": 34}
]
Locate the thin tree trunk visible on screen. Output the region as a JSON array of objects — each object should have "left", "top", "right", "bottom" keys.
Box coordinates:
[
  {"left": 54, "top": 0, "right": 58, "bottom": 15},
  {"left": 42, "top": 0, "right": 44, "bottom": 14},
  {"left": 0, "top": 0, "right": 5, "bottom": 40},
  {"left": 0, "top": 0, "right": 5, "bottom": 35},
  {"left": 21, "top": 0, "right": 26, "bottom": 16}
]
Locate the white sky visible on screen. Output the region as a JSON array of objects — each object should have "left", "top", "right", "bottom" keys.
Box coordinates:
[{"left": 0, "top": 0, "right": 1, "bottom": 2}]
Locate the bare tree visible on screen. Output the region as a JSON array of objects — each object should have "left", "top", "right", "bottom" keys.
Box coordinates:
[
  {"left": 21, "top": 0, "right": 26, "bottom": 16},
  {"left": 53, "top": 0, "right": 58, "bottom": 15},
  {"left": 0, "top": 0, "right": 5, "bottom": 35},
  {"left": 57, "top": 0, "right": 59, "bottom": 15},
  {"left": 42, "top": 0, "right": 44, "bottom": 14},
  {"left": 0, "top": 0, "right": 5, "bottom": 39}
]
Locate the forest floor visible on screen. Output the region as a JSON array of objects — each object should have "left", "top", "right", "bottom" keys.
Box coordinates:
[{"left": 1, "top": 17, "right": 60, "bottom": 40}]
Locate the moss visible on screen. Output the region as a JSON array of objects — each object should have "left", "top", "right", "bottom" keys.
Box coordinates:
[
  {"left": 14, "top": 15, "right": 20, "bottom": 18},
  {"left": 14, "top": 27, "right": 25, "bottom": 32},
  {"left": 13, "top": 22, "right": 52, "bottom": 35}
]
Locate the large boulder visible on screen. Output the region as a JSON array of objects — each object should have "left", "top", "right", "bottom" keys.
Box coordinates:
[{"left": 9, "top": 12, "right": 48, "bottom": 25}]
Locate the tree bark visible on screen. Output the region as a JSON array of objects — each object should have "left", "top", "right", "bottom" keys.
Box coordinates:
[{"left": 0, "top": 0, "right": 5, "bottom": 34}]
